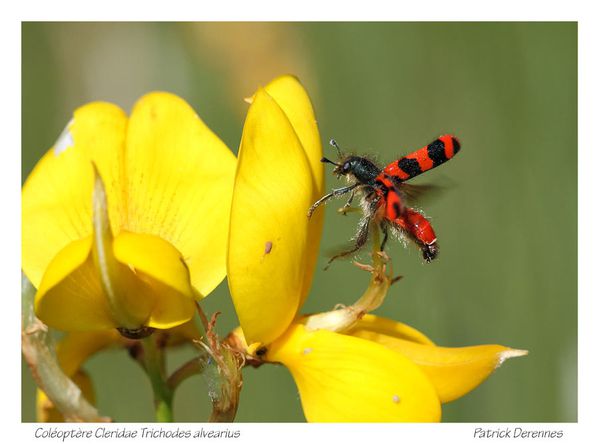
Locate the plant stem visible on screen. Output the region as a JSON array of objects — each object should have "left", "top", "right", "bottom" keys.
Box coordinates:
[
  {"left": 371, "top": 224, "right": 382, "bottom": 267},
  {"left": 167, "top": 354, "right": 210, "bottom": 391},
  {"left": 194, "top": 302, "right": 242, "bottom": 422},
  {"left": 303, "top": 225, "right": 392, "bottom": 333},
  {"left": 142, "top": 336, "right": 174, "bottom": 422},
  {"left": 21, "top": 274, "right": 109, "bottom": 422}
]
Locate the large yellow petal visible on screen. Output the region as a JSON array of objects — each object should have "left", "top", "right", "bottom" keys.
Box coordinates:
[
  {"left": 112, "top": 231, "right": 196, "bottom": 329},
  {"left": 124, "top": 92, "right": 236, "bottom": 298},
  {"left": 267, "top": 324, "right": 441, "bottom": 422},
  {"left": 22, "top": 102, "right": 127, "bottom": 288},
  {"left": 264, "top": 75, "right": 324, "bottom": 195},
  {"left": 228, "top": 89, "right": 315, "bottom": 345},
  {"left": 348, "top": 315, "right": 528, "bottom": 403},
  {"left": 347, "top": 314, "right": 435, "bottom": 345},
  {"left": 264, "top": 75, "right": 325, "bottom": 308},
  {"left": 35, "top": 237, "right": 116, "bottom": 331},
  {"left": 35, "top": 232, "right": 196, "bottom": 331}
]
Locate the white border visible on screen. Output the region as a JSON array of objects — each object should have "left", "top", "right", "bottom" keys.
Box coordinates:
[
  {"left": 14, "top": 423, "right": 587, "bottom": 443},
  {"left": 4, "top": 1, "right": 596, "bottom": 443}
]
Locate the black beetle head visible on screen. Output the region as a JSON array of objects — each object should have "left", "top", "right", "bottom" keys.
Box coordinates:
[{"left": 321, "top": 155, "right": 380, "bottom": 185}]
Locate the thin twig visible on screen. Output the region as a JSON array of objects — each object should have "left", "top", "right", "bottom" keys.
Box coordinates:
[{"left": 21, "top": 274, "right": 109, "bottom": 422}]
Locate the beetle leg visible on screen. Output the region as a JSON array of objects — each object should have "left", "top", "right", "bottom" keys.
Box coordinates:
[
  {"left": 380, "top": 223, "right": 389, "bottom": 251},
  {"left": 339, "top": 188, "right": 358, "bottom": 215},
  {"left": 325, "top": 215, "right": 371, "bottom": 269},
  {"left": 308, "top": 184, "right": 358, "bottom": 218}
]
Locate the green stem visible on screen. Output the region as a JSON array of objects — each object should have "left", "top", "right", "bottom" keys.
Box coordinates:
[
  {"left": 167, "top": 354, "right": 210, "bottom": 391},
  {"left": 142, "top": 336, "right": 174, "bottom": 422},
  {"left": 371, "top": 224, "right": 382, "bottom": 267}
]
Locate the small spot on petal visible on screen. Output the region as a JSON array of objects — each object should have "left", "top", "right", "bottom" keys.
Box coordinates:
[
  {"left": 53, "top": 119, "right": 74, "bottom": 155},
  {"left": 264, "top": 241, "right": 273, "bottom": 254},
  {"left": 392, "top": 394, "right": 401, "bottom": 403},
  {"left": 303, "top": 347, "right": 312, "bottom": 355}
]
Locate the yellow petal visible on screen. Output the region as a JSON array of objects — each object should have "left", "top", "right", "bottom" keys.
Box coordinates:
[
  {"left": 35, "top": 237, "right": 116, "bottom": 331},
  {"left": 22, "top": 102, "right": 127, "bottom": 288},
  {"left": 55, "top": 330, "right": 125, "bottom": 377},
  {"left": 35, "top": 232, "right": 196, "bottom": 331},
  {"left": 264, "top": 75, "right": 324, "bottom": 195},
  {"left": 90, "top": 170, "right": 154, "bottom": 329},
  {"left": 264, "top": 75, "right": 325, "bottom": 307},
  {"left": 228, "top": 89, "right": 315, "bottom": 345},
  {"left": 124, "top": 92, "right": 236, "bottom": 297},
  {"left": 267, "top": 324, "right": 441, "bottom": 422},
  {"left": 348, "top": 313, "right": 435, "bottom": 345},
  {"left": 348, "top": 315, "right": 528, "bottom": 403},
  {"left": 113, "top": 232, "right": 192, "bottom": 296},
  {"left": 113, "top": 231, "right": 196, "bottom": 329}
]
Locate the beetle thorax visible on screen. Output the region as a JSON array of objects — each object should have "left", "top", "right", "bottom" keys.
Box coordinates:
[{"left": 336, "top": 156, "right": 381, "bottom": 186}]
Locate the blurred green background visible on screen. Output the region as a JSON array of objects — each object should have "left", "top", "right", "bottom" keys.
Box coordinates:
[{"left": 21, "top": 22, "right": 577, "bottom": 422}]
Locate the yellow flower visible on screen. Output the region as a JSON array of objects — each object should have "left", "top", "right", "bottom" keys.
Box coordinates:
[
  {"left": 22, "top": 93, "right": 236, "bottom": 335},
  {"left": 227, "top": 75, "right": 527, "bottom": 422}
]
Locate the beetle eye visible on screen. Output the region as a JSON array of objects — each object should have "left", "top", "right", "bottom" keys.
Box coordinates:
[{"left": 342, "top": 162, "right": 351, "bottom": 172}]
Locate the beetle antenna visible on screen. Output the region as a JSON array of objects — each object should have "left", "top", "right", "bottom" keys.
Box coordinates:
[
  {"left": 321, "top": 157, "right": 340, "bottom": 166},
  {"left": 329, "top": 138, "right": 343, "bottom": 158}
]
